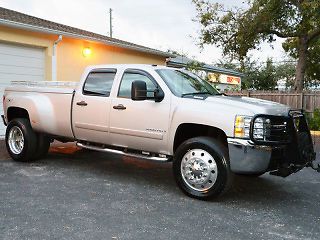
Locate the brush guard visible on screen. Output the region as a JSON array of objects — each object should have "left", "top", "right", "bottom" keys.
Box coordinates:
[{"left": 250, "top": 110, "right": 318, "bottom": 177}]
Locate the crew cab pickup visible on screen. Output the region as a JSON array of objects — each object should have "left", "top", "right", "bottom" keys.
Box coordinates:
[{"left": 2, "top": 64, "right": 318, "bottom": 199}]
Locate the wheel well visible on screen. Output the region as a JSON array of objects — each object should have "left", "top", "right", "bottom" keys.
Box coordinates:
[
  {"left": 173, "top": 123, "right": 228, "bottom": 153},
  {"left": 7, "top": 107, "right": 30, "bottom": 122}
]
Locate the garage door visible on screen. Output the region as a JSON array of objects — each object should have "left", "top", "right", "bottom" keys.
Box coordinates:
[{"left": 0, "top": 42, "right": 45, "bottom": 137}]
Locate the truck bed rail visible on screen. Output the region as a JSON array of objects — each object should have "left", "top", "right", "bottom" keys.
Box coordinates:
[{"left": 11, "top": 81, "right": 77, "bottom": 88}]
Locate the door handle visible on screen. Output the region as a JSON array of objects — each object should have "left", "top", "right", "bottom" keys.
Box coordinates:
[
  {"left": 113, "top": 104, "right": 126, "bottom": 110},
  {"left": 76, "top": 101, "right": 88, "bottom": 106}
]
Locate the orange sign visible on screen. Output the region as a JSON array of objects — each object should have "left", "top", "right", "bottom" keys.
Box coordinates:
[
  {"left": 226, "top": 76, "right": 241, "bottom": 84},
  {"left": 208, "top": 73, "right": 241, "bottom": 85}
]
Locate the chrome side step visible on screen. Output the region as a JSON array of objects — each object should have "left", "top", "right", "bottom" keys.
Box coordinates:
[{"left": 76, "top": 142, "right": 171, "bottom": 162}]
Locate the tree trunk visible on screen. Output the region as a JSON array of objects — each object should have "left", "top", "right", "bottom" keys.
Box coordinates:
[{"left": 294, "top": 36, "right": 308, "bottom": 92}]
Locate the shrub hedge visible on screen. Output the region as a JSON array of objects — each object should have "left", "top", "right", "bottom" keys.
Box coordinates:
[{"left": 306, "top": 109, "right": 320, "bottom": 131}]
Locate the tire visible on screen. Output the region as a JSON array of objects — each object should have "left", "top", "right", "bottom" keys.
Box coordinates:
[
  {"left": 33, "top": 133, "right": 50, "bottom": 160},
  {"left": 173, "top": 137, "right": 233, "bottom": 200},
  {"left": 5, "top": 118, "right": 37, "bottom": 162}
]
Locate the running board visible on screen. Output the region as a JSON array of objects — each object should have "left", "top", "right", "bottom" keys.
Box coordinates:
[{"left": 76, "top": 142, "right": 171, "bottom": 162}]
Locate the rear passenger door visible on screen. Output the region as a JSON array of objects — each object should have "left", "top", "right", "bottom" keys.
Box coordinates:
[{"left": 72, "top": 69, "right": 116, "bottom": 144}]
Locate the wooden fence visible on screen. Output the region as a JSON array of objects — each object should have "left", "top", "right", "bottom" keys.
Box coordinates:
[{"left": 225, "top": 91, "right": 320, "bottom": 113}]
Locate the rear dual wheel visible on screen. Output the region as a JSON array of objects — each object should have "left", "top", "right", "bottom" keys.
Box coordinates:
[
  {"left": 173, "top": 137, "right": 233, "bottom": 200},
  {"left": 6, "top": 118, "right": 50, "bottom": 162}
]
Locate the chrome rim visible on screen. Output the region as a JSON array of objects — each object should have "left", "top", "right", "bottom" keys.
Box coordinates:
[
  {"left": 8, "top": 126, "right": 24, "bottom": 155},
  {"left": 181, "top": 149, "right": 218, "bottom": 192}
]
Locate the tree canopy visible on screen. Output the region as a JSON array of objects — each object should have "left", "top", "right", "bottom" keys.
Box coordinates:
[
  {"left": 216, "top": 57, "right": 296, "bottom": 90},
  {"left": 192, "top": 0, "right": 320, "bottom": 91}
]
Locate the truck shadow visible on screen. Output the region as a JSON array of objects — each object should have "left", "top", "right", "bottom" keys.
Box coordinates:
[{"left": 43, "top": 145, "right": 303, "bottom": 204}]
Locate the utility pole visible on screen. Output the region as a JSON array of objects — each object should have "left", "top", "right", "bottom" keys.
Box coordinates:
[{"left": 109, "top": 8, "right": 113, "bottom": 38}]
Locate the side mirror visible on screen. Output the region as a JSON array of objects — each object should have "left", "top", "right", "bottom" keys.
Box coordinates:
[
  {"left": 131, "top": 80, "right": 147, "bottom": 101},
  {"left": 154, "top": 88, "right": 164, "bottom": 102}
]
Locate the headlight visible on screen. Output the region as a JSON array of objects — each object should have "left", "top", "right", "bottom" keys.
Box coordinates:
[
  {"left": 252, "top": 117, "right": 271, "bottom": 141},
  {"left": 234, "top": 115, "right": 252, "bottom": 138},
  {"left": 251, "top": 115, "right": 290, "bottom": 144}
]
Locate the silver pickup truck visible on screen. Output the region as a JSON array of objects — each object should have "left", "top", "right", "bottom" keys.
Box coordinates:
[{"left": 2, "top": 64, "right": 318, "bottom": 199}]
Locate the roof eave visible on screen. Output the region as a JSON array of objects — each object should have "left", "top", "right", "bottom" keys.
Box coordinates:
[{"left": 0, "top": 19, "right": 174, "bottom": 58}]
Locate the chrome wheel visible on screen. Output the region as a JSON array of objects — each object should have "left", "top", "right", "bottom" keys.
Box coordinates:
[
  {"left": 8, "top": 126, "right": 24, "bottom": 155},
  {"left": 181, "top": 149, "right": 218, "bottom": 192}
]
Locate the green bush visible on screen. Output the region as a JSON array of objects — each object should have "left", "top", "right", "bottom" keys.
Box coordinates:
[{"left": 307, "top": 109, "right": 320, "bottom": 131}]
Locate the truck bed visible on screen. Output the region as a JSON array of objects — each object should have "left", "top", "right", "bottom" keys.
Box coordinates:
[{"left": 4, "top": 81, "right": 77, "bottom": 139}]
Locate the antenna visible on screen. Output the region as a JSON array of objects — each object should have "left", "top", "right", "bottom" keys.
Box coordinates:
[{"left": 109, "top": 8, "right": 113, "bottom": 38}]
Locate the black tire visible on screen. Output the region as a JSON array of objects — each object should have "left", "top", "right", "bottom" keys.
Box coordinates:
[
  {"left": 33, "top": 133, "right": 50, "bottom": 160},
  {"left": 5, "top": 118, "right": 37, "bottom": 162},
  {"left": 173, "top": 137, "right": 233, "bottom": 200}
]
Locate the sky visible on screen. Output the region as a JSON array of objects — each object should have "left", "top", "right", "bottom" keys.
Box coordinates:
[{"left": 1, "top": 0, "right": 288, "bottom": 65}]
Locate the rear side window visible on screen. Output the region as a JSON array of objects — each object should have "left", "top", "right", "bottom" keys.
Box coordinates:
[
  {"left": 118, "top": 72, "right": 156, "bottom": 98},
  {"left": 83, "top": 71, "right": 116, "bottom": 96}
]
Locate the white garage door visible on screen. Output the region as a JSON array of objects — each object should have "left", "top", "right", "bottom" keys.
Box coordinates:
[{"left": 0, "top": 42, "right": 45, "bottom": 137}]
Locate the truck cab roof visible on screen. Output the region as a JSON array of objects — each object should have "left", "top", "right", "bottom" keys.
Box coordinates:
[{"left": 84, "top": 64, "right": 173, "bottom": 72}]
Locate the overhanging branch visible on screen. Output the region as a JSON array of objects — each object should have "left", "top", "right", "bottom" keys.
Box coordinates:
[
  {"left": 307, "top": 28, "right": 320, "bottom": 43},
  {"left": 268, "top": 29, "right": 297, "bottom": 38}
]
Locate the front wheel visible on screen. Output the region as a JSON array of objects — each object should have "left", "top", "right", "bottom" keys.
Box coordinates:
[
  {"left": 173, "top": 137, "right": 233, "bottom": 200},
  {"left": 5, "top": 118, "right": 37, "bottom": 162}
]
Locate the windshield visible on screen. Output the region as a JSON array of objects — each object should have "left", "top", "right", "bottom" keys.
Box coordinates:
[{"left": 156, "top": 69, "right": 220, "bottom": 97}]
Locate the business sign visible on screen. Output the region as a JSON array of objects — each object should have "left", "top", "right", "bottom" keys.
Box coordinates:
[{"left": 208, "top": 73, "right": 241, "bottom": 85}]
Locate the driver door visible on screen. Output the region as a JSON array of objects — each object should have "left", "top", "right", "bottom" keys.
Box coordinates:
[{"left": 109, "top": 69, "right": 171, "bottom": 154}]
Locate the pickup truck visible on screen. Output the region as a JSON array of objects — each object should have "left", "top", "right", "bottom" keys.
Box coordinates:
[{"left": 2, "top": 64, "right": 318, "bottom": 200}]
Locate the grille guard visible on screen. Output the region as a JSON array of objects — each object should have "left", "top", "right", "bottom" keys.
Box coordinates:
[
  {"left": 249, "top": 110, "right": 316, "bottom": 170},
  {"left": 249, "top": 114, "right": 292, "bottom": 146}
]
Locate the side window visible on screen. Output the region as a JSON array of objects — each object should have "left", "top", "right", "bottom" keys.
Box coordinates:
[
  {"left": 83, "top": 71, "right": 116, "bottom": 96},
  {"left": 118, "top": 72, "right": 156, "bottom": 98}
]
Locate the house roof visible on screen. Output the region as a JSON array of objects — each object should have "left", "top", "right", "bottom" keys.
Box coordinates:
[
  {"left": 0, "top": 7, "right": 173, "bottom": 58},
  {"left": 167, "top": 56, "right": 244, "bottom": 77}
]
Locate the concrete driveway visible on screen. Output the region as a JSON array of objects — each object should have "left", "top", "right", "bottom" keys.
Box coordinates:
[{"left": 0, "top": 141, "right": 320, "bottom": 240}]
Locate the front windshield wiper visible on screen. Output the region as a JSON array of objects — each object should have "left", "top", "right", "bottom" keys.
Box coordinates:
[
  {"left": 181, "top": 92, "right": 211, "bottom": 97},
  {"left": 181, "top": 91, "right": 214, "bottom": 97}
]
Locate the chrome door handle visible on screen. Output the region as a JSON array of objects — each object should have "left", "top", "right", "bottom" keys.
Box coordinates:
[
  {"left": 113, "top": 104, "right": 126, "bottom": 110},
  {"left": 76, "top": 101, "right": 88, "bottom": 106}
]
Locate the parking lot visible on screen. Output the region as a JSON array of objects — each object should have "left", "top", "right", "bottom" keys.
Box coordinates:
[{"left": 0, "top": 140, "right": 320, "bottom": 240}]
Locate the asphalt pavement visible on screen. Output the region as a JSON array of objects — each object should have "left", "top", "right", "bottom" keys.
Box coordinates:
[{"left": 0, "top": 141, "right": 320, "bottom": 240}]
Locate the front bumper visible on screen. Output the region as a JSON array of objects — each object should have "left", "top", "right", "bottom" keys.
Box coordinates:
[
  {"left": 228, "top": 110, "right": 317, "bottom": 176},
  {"left": 228, "top": 138, "right": 273, "bottom": 174}
]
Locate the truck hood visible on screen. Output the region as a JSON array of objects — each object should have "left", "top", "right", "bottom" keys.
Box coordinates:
[{"left": 205, "top": 95, "right": 291, "bottom": 116}]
